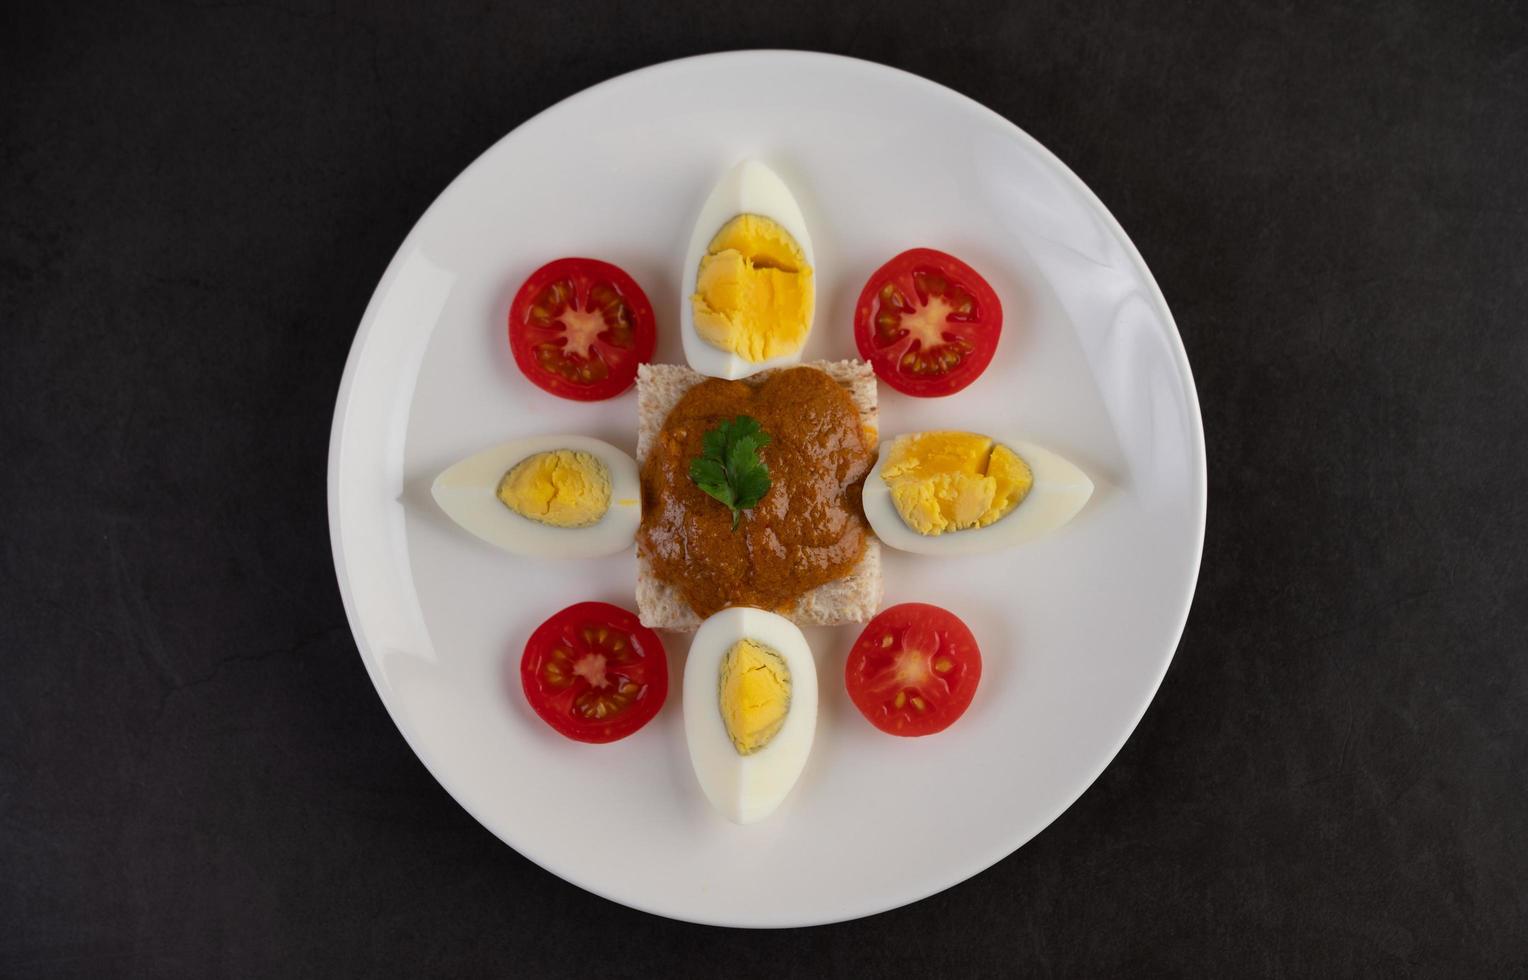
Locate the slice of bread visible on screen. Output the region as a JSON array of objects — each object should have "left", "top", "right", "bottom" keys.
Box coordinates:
[{"left": 635, "top": 360, "right": 882, "bottom": 631}]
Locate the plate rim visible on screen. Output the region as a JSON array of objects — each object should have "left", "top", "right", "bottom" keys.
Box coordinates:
[{"left": 327, "top": 49, "right": 1207, "bottom": 928}]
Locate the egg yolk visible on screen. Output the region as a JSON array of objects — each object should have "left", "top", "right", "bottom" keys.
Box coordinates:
[
  {"left": 692, "top": 214, "right": 814, "bottom": 363},
  {"left": 496, "top": 450, "right": 611, "bottom": 528},
  {"left": 881, "top": 432, "right": 1034, "bottom": 536},
  {"left": 718, "top": 638, "right": 791, "bottom": 756}
]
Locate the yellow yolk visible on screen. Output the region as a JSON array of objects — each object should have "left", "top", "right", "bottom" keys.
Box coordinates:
[
  {"left": 881, "top": 432, "right": 1034, "bottom": 536},
  {"left": 692, "top": 214, "right": 814, "bottom": 363},
  {"left": 496, "top": 450, "right": 611, "bottom": 528},
  {"left": 718, "top": 638, "right": 792, "bottom": 756}
]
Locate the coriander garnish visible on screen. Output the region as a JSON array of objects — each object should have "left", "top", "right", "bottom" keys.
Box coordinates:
[{"left": 688, "top": 415, "right": 772, "bottom": 530}]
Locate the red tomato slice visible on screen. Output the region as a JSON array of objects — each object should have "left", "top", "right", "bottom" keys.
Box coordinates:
[
  {"left": 520, "top": 602, "right": 668, "bottom": 743},
  {"left": 853, "top": 248, "right": 1003, "bottom": 397},
  {"left": 508, "top": 258, "right": 656, "bottom": 401},
  {"left": 845, "top": 603, "right": 982, "bottom": 737}
]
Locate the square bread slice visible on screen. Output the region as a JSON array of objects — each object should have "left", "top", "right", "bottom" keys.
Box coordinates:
[{"left": 635, "top": 359, "right": 882, "bottom": 631}]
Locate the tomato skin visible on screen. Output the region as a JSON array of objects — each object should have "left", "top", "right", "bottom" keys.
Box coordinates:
[
  {"left": 853, "top": 248, "right": 1002, "bottom": 397},
  {"left": 845, "top": 603, "right": 982, "bottom": 737},
  {"left": 520, "top": 602, "right": 668, "bottom": 743},
  {"left": 508, "top": 258, "right": 656, "bottom": 401}
]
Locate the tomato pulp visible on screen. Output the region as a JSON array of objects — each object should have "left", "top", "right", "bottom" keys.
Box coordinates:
[
  {"left": 520, "top": 602, "right": 668, "bottom": 743},
  {"left": 853, "top": 248, "right": 1002, "bottom": 397},
  {"left": 845, "top": 603, "right": 982, "bottom": 736},
  {"left": 508, "top": 258, "right": 656, "bottom": 401}
]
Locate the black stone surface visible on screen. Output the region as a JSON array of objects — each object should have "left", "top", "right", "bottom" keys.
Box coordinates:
[{"left": 4, "top": 1, "right": 1525, "bottom": 975}]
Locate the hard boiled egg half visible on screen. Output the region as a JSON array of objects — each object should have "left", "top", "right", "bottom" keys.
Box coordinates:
[
  {"left": 862, "top": 431, "right": 1094, "bottom": 556},
  {"left": 681, "top": 160, "right": 815, "bottom": 380},
  {"left": 431, "top": 434, "right": 640, "bottom": 559},
  {"left": 683, "top": 607, "right": 818, "bottom": 824}
]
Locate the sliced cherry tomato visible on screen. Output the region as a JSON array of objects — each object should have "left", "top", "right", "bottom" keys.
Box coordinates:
[
  {"left": 521, "top": 602, "right": 668, "bottom": 743},
  {"left": 845, "top": 603, "right": 982, "bottom": 737},
  {"left": 853, "top": 248, "right": 1003, "bottom": 397},
  {"left": 508, "top": 258, "right": 656, "bottom": 401}
]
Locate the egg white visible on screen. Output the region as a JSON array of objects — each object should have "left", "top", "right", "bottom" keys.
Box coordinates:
[
  {"left": 680, "top": 160, "right": 816, "bottom": 380},
  {"left": 430, "top": 434, "right": 640, "bottom": 559},
  {"left": 862, "top": 435, "right": 1095, "bottom": 556},
  {"left": 683, "top": 607, "right": 818, "bottom": 825}
]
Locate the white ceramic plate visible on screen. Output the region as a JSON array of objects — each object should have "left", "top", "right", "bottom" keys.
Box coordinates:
[{"left": 328, "top": 51, "right": 1205, "bottom": 928}]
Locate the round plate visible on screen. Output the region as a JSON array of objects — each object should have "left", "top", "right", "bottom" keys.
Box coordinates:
[{"left": 328, "top": 51, "right": 1205, "bottom": 927}]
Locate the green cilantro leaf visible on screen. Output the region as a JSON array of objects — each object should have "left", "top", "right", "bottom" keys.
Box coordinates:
[{"left": 688, "top": 415, "right": 772, "bottom": 530}]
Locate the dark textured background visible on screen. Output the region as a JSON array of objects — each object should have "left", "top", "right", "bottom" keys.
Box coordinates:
[{"left": 4, "top": 0, "right": 1526, "bottom": 975}]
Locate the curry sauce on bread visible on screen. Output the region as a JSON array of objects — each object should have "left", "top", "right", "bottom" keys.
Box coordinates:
[
  {"left": 634, "top": 361, "right": 882, "bottom": 630},
  {"left": 639, "top": 365, "right": 874, "bottom": 617}
]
